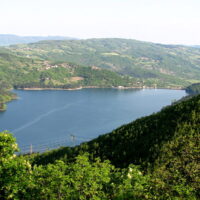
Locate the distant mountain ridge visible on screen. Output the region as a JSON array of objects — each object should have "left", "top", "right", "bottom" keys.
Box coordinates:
[{"left": 0, "top": 34, "right": 77, "bottom": 46}]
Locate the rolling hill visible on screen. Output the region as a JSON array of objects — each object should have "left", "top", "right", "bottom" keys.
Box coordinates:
[
  {"left": 7, "top": 38, "right": 200, "bottom": 88},
  {"left": 0, "top": 47, "right": 136, "bottom": 90}
]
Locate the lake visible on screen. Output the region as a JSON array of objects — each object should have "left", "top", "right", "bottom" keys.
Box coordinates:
[{"left": 0, "top": 88, "right": 186, "bottom": 153}]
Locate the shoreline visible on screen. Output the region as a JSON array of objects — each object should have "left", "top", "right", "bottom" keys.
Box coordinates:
[
  {"left": 0, "top": 96, "right": 17, "bottom": 112},
  {"left": 18, "top": 87, "right": 83, "bottom": 91},
  {"left": 16, "top": 85, "right": 184, "bottom": 91}
]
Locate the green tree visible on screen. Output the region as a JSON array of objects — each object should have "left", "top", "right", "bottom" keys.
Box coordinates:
[{"left": 0, "top": 131, "right": 32, "bottom": 199}]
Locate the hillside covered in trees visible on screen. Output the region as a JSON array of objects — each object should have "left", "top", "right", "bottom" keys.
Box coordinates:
[
  {"left": 0, "top": 90, "right": 16, "bottom": 111},
  {"left": 0, "top": 94, "right": 199, "bottom": 199},
  {"left": 186, "top": 82, "right": 200, "bottom": 94},
  {"left": 8, "top": 38, "right": 200, "bottom": 88},
  {"left": 0, "top": 47, "right": 136, "bottom": 90},
  {"left": 0, "top": 81, "right": 16, "bottom": 111}
]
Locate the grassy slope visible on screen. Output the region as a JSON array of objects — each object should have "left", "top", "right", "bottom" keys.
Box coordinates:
[
  {"left": 8, "top": 38, "right": 200, "bottom": 87},
  {"left": 0, "top": 47, "right": 136, "bottom": 89}
]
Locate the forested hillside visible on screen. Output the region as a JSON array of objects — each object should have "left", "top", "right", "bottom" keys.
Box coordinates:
[
  {"left": 0, "top": 95, "right": 199, "bottom": 199},
  {"left": 8, "top": 38, "right": 200, "bottom": 88},
  {"left": 186, "top": 82, "right": 200, "bottom": 94},
  {"left": 0, "top": 81, "right": 16, "bottom": 111},
  {"left": 0, "top": 47, "right": 137, "bottom": 89},
  {"left": 0, "top": 90, "right": 16, "bottom": 111}
]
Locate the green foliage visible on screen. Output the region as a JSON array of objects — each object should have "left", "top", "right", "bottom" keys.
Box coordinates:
[
  {"left": 0, "top": 47, "right": 138, "bottom": 91},
  {"left": 0, "top": 132, "right": 152, "bottom": 199},
  {"left": 30, "top": 156, "right": 113, "bottom": 200},
  {"left": 109, "top": 165, "right": 151, "bottom": 199},
  {"left": 150, "top": 121, "right": 200, "bottom": 199},
  {"left": 13, "top": 66, "right": 136, "bottom": 89},
  {"left": 0, "top": 87, "right": 16, "bottom": 111},
  {"left": 0, "top": 131, "right": 32, "bottom": 199}
]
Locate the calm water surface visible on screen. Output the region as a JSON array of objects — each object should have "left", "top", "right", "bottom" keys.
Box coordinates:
[{"left": 0, "top": 89, "right": 186, "bottom": 150}]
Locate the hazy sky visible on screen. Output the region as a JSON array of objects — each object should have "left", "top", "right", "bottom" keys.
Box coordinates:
[{"left": 1, "top": 0, "right": 200, "bottom": 44}]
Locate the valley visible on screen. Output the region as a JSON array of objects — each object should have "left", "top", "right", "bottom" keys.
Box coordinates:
[{"left": 0, "top": 38, "right": 200, "bottom": 199}]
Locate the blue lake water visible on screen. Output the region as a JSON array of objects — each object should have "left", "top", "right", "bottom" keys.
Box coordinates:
[{"left": 0, "top": 89, "right": 186, "bottom": 152}]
